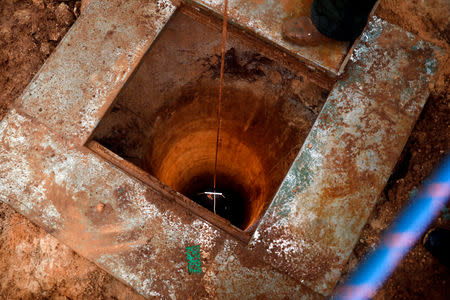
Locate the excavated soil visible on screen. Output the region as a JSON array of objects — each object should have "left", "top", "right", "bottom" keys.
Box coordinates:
[
  {"left": 345, "top": 1, "right": 450, "bottom": 299},
  {"left": 0, "top": 1, "right": 144, "bottom": 299},
  {"left": 0, "top": 0, "right": 449, "bottom": 299}
]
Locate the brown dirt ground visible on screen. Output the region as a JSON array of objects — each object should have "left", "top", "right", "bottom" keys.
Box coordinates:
[{"left": 0, "top": 0, "right": 448, "bottom": 299}]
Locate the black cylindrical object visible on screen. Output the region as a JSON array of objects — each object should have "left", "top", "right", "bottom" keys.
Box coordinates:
[{"left": 310, "top": 0, "right": 377, "bottom": 41}]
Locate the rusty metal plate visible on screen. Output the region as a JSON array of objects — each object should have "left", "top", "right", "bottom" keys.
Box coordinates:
[
  {"left": 0, "top": 0, "right": 321, "bottom": 298},
  {"left": 0, "top": 108, "right": 321, "bottom": 299},
  {"left": 190, "top": 0, "right": 350, "bottom": 75},
  {"left": 16, "top": 0, "right": 176, "bottom": 145},
  {"left": 249, "top": 16, "right": 440, "bottom": 295}
]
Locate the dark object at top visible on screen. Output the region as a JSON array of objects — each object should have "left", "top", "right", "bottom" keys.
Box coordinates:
[{"left": 310, "top": 0, "right": 377, "bottom": 41}]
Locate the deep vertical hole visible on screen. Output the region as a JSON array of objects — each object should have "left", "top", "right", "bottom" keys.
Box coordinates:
[
  {"left": 181, "top": 172, "right": 247, "bottom": 228},
  {"left": 91, "top": 8, "right": 330, "bottom": 233}
]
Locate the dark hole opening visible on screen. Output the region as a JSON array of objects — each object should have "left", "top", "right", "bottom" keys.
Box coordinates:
[
  {"left": 181, "top": 172, "right": 247, "bottom": 228},
  {"left": 90, "top": 7, "right": 330, "bottom": 233}
]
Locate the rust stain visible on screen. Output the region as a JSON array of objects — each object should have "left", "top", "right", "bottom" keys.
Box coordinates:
[
  {"left": 281, "top": 0, "right": 312, "bottom": 16},
  {"left": 250, "top": 0, "right": 265, "bottom": 5},
  {"left": 17, "top": 0, "right": 176, "bottom": 145},
  {"left": 250, "top": 16, "right": 438, "bottom": 296},
  {"left": 44, "top": 179, "right": 94, "bottom": 256}
]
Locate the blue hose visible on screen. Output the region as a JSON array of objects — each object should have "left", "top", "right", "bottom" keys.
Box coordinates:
[{"left": 333, "top": 155, "right": 450, "bottom": 300}]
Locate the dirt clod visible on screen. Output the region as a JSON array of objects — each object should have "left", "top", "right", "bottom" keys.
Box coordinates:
[
  {"left": 96, "top": 203, "right": 105, "bottom": 213},
  {"left": 55, "top": 3, "right": 75, "bottom": 26},
  {"left": 31, "top": 0, "right": 44, "bottom": 9}
]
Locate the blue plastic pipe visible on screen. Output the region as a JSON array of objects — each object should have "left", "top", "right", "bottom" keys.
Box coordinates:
[{"left": 334, "top": 155, "right": 450, "bottom": 300}]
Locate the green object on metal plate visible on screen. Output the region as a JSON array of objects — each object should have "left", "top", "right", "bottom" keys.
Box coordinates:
[{"left": 186, "top": 245, "right": 202, "bottom": 274}]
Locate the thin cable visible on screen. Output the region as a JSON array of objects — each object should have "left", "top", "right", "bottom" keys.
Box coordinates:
[{"left": 213, "top": 0, "right": 228, "bottom": 211}]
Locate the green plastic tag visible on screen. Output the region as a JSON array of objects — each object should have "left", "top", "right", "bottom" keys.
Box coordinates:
[{"left": 186, "top": 245, "right": 202, "bottom": 274}]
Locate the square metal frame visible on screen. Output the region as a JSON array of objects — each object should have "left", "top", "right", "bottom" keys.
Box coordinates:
[{"left": 0, "top": 0, "right": 438, "bottom": 298}]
